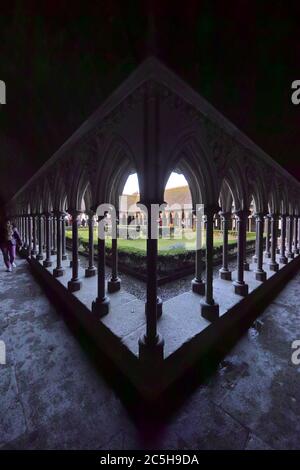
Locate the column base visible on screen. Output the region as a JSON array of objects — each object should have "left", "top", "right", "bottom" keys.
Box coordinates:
[
  {"left": 255, "top": 270, "right": 267, "bottom": 282},
  {"left": 67, "top": 279, "right": 82, "bottom": 292},
  {"left": 92, "top": 296, "right": 110, "bottom": 318},
  {"left": 252, "top": 255, "right": 258, "bottom": 263},
  {"left": 85, "top": 266, "right": 97, "bottom": 278},
  {"left": 264, "top": 251, "right": 271, "bottom": 258},
  {"left": 276, "top": 248, "right": 280, "bottom": 254},
  {"left": 43, "top": 260, "right": 52, "bottom": 268},
  {"left": 243, "top": 262, "right": 250, "bottom": 271},
  {"left": 36, "top": 254, "right": 44, "bottom": 261},
  {"left": 287, "top": 252, "right": 294, "bottom": 259},
  {"left": 107, "top": 277, "right": 121, "bottom": 292},
  {"left": 138, "top": 333, "right": 164, "bottom": 363},
  {"left": 269, "top": 262, "right": 279, "bottom": 272},
  {"left": 191, "top": 278, "right": 205, "bottom": 294},
  {"left": 62, "top": 254, "right": 68, "bottom": 261},
  {"left": 201, "top": 301, "right": 219, "bottom": 322},
  {"left": 233, "top": 281, "right": 248, "bottom": 296},
  {"left": 279, "top": 256, "right": 288, "bottom": 264},
  {"left": 53, "top": 267, "right": 65, "bottom": 278},
  {"left": 219, "top": 268, "right": 232, "bottom": 281}
]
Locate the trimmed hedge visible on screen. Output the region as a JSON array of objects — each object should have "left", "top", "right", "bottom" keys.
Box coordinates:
[{"left": 66, "top": 236, "right": 258, "bottom": 278}]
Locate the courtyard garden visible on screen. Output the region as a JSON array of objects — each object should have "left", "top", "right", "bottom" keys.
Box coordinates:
[{"left": 65, "top": 227, "right": 257, "bottom": 281}]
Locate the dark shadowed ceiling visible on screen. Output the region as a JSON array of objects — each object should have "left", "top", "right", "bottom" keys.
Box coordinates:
[{"left": 1, "top": 0, "right": 300, "bottom": 211}]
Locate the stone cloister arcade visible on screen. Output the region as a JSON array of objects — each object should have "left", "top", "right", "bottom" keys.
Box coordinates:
[{"left": 6, "top": 58, "right": 300, "bottom": 398}]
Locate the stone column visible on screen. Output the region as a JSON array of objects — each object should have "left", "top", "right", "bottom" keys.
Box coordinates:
[
  {"left": 264, "top": 215, "right": 271, "bottom": 258},
  {"left": 31, "top": 214, "right": 37, "bottom": 256},
  {"left": 53, "top": 212, "right": 65, "bottom": 278},
  {"left": 293, "top": 216, "right": 299, "bottom": 255},
  {"left": 279, "top": 214, "right": 288, "bottom": 264},
  {"left": 201, "top": 205, "right": 220, "bottom": 321},
  {"left": 252, "top": 219, "right": 258, "bottom": 263},
  {"left": 92, "top": 215, "right": 109, "bottom": 316},
  {"left": 192, "top": 206, "right": 205, "bottom": 294},
  {"left": 269, "top": 214, "right": 279, "bottom": 271},
  {"left": 286, "top": 215, "right": 294, "bottom": 259},
  {"left": 85, "top": 211, "right": 97, "bottom": 278},
  {"left": 37, "top": 214, "right": 44, "bottom": 260},
  {"left": 233, "top": 210, "right": 249, "bottom": 296},
  {"left": 19, "top": 216, "right": 23, "bottom": 241},
  {"left": 27, "top": 215, "right": 32, "bottom": 255},
  {"left": 139, "top": 203, "right": 164, "bottom": 362},
  {"left": 68, "top": 210, "right": 82, "bottom": 292},
  {"left": 43, "top": 213, "right": 52, "bottom": 267},
  {"left": 108, "top": 211, "right": 121, "bottom": 292},
  {"left": 51, "top": 214, "right": 56, "bottom": 255},
  {"left": 61, "top": 214, "right": 68, "bottom": 260},
  {"left": 219, "top": 212, "right": 232, "bottom": 280},
  {"left": 254, "top": 213, "right": 267, "bottom": 281},
  {"left": 244, "top": 216, "right": 250, "bottom": 271}
]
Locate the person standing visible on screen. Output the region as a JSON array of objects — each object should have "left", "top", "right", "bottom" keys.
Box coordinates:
[{"left": 0, "top": 220, "right": 22, "bottom": 272}]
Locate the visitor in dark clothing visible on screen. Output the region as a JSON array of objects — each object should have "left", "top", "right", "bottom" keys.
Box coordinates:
[{"left": 0, "top": 220, "right": 22, "bottom": 272}]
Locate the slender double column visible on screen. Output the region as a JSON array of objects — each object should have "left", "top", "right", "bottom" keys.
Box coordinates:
[
  {"left": 92, "top": 214, "right": 109, "bottom": 316},
  {"left": 108, "top": 211, "right": 121, "bottom": 292},
  {"left": 279, "top": 214, "right": 288, "bottom": 264},
  {"left": 31, "top": 214, "right": 37, "bottom": 256},
  {"left": 139, "top": 202, "right": 164, "bottom": 361},
  {"left": 243, "top": 215, "right": 250, "bottom": 271},
  {"left": 269, "top": 214, "right": 279, "bottom": 271},
  {"left": 192, "top": 205, "right": 205, "bottom": 293},
  {"left": 61, "top": 214, "right": 68, "bottom": 260},
  {"left": 293, "top": 216, "right": 299, "bottom": 255},
  {"left": 36, "top": 214, "right": 44, "bottom": 260},
  {"left": 264, "top": 215, "right": 271, "bottom": 258},
  {"left": 286, "top": 215, "right": 294, "bottom": 259},
  {"left": 254, "top": 213, "right": 267, "bottom": 281},
  {"left": 219, "top": 211, "right": 232, "bottom": 281},
  {"left": 53, "top": 212, "right": 65, "bottom": 278},
  {"left": 233, "top": 210, "right": 249, "bottom": 296},
  {"left": 201, "top": 204, "right": 220, "bottom": 321},
  {"left": 68, "top": 210, "right": 82, "bottom": 292},
  {"left": 85, "top": 211, "right": 97, "bottom": 278},
  {"left": 27, "top": 215, "right": 32, "bottom": 255},
  {"left": 43, "top": 213, "right": 52, "bottom": 267},
  {"left": 51, "top": 214, "right": 56, "bottom": 255}
]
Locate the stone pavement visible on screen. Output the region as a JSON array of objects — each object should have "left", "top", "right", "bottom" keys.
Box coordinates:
[{"left": 0, "top": 257, "right": 300, "bottom": 449}]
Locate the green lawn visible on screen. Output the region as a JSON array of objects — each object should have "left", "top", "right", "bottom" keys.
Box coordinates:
[{"left": 66, "top": 227, "right": 256, "bottom": 254}]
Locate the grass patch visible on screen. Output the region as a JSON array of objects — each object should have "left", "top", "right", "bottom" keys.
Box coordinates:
[{"left": 66, "top": 227, "right": 256, "bottom": 255}]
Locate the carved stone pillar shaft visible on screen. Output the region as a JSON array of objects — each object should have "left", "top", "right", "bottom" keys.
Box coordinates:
[
  {"left": 219, "top": 212, "right": 232, "bottom": 281},
  {"left": 201, "top": 205, "right": 220, "bottom": 321},
  {"left": 85, "top": 211, "right": 96, "bottom": 278},
  {"left": 269, "top": 214, "right": 279, "bottom": 271},
  {"left": 192, "top": 206, "right": 205, "bottom": 293},
  {"left": 53, "top": 212, "right": 65, "bottom": 278},
  {"left": 279, "top": 215, "right": 288, "bottom": 264},
  {"left": 108, "top": 211, "right": 121, "bottom": 292},
  {"left": 43, "top": 213, "right": 52, "bottom": 267},
  {"left": 92, "top": 214, "right": 109, "bottom": 316},
  {"left": 254, "top": 213, "right": 267, "bottom": 281},
  {"left": 233, "top": 210, "right": 249, "bottom": 296}
]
